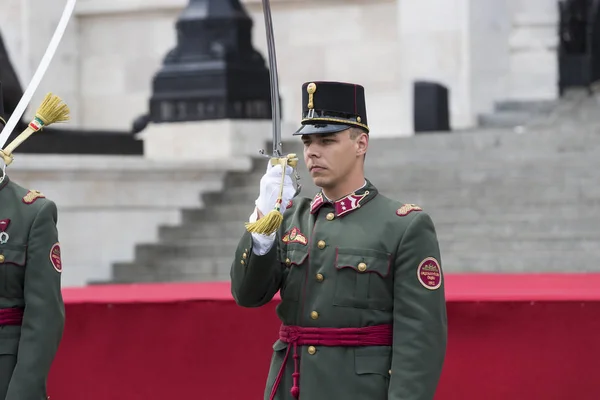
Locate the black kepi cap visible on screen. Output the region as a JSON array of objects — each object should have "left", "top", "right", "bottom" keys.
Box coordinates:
[{"left": 293, "top": 81, "right": 369, "bottom": 136}]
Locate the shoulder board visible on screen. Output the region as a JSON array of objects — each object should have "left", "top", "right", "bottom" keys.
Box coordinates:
[
  {"left": 22, "top": 190, "right": 46, "bottom": 205},
  {"left": 396, "top": 203, "right": 422, "bottom": 217}
]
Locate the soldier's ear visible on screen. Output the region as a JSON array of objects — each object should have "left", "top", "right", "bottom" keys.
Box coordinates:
[{"left": 355, "top": 131, "right": 368, "bottom": 157}]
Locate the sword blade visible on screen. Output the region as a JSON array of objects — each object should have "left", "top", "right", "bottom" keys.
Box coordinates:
[
  {"left": 261, "top": 0, "right": 282, "bottom": 158},
  {"left": 0, "top": 0, "right": 78, "bottom": 150}
]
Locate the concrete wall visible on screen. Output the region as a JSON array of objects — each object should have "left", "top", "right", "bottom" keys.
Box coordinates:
[
  {"left": 0, "top": 0, "right": 560, "bottom": 138},
  {"left": 6, "top": 154, "right": 252, "bottom": 286}
]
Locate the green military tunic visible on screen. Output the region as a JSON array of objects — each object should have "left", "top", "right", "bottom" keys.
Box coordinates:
[
  {"left": 0, "top": 175, "right": 65, "bottom": 400},
  {"left": 231, "top": 180, "right": 447, "bottom": 400}
]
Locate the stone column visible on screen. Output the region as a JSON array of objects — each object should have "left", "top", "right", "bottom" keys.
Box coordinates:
[
  {"left": 396, "top": 0, "right": 474, "bottom": 131},
  {"left": 505, "top": 0, "right": 559, "bottom": 101}
]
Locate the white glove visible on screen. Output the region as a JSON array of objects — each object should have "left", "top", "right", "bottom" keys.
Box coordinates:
[
  {"left": 249, "top": 208, "right": 276, "bottom": 255},
  {"left": 255, "top": 160, "right": 296, "bottom": 216},
  {"left": 249, "top": 160, "right": 296, "bottom": 256}
]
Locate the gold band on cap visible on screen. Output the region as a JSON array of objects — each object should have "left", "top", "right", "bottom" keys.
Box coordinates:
[
  {"left": 307, "top": 83, "right": 317, "bottom": 109},
  {"left": 301, "top": 116, "right": 369, "bottom": 133}
]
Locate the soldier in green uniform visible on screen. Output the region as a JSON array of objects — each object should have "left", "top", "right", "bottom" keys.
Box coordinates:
[
  {"left": 231, "top": 81, "right": 447, "bottom": 400},
  {"left": 0, "top": 81, "right": 65, "bottom": 400}
]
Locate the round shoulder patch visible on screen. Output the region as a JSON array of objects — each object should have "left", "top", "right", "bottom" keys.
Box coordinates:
[
  {"left": 50, "top": 243, "right": 62, "bottom": 273},
  {"left": 417, "top": 257, "right": 441, "bottom": 290}
]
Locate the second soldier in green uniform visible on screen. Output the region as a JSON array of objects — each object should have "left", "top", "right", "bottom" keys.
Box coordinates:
[
  {"left": 231, "top": 81, "right": 448, "bottom": 400},
  {"left": 0, "top": 81, "right": 65, "bottom": 400}
]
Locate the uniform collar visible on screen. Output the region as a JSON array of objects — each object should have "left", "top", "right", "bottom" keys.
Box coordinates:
[{"left": 310, "top": 179, "right": 377, "bottom": 217}]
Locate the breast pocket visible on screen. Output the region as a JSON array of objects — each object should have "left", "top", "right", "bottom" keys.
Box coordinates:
[
  {"left": 280, "top": 247, "right": 308, "bottom": 302},
  {"left": 332, "top": 247, "right": 393, "bottom": 311},
  {"left": 0, "top": 244, "right": 27, "bottom": 297}
]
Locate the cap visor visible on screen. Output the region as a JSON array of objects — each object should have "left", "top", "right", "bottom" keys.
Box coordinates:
[{"left": 293, "top": 123, "right": 351, "bottom": 136}]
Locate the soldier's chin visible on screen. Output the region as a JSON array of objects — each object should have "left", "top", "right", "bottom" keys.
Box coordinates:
[{"left": 311, "top": 176, "right": 329, "bottom": 187}]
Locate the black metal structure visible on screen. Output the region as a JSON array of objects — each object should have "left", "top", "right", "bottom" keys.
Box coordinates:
[
  {"left": 146, "top": 0, "right": 273, "bottom": 126},
  {"left": 413, "top": 81, "right": 451, "bottom": 133},
  {"left": 558, "top": 0, "right": 600, "bottom": 94}
]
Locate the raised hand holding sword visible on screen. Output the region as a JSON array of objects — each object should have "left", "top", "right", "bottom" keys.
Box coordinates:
[{"left": 245, "top": 0, "right": 302, "bottom": 236}]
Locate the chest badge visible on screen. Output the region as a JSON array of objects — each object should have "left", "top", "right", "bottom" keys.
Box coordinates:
[
  {"left": 282, "top": 227, "right": 308, "bottom": 245},
  {"left": 0, "top": 219, "right": 10, "bottom": 244}
]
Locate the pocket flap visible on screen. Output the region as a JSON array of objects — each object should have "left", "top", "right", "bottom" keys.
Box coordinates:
[
  {"left": 335, "top": 247, "right": 391, "bottom": 278},
  {"left": 0, "top": 245, "right": 27, "bottom": 267},
  {"left": 283, "top": 248, "right": 308, "bottom": 267},
  {"left": 272, "top": 339, "right": 288, "bottom": 352},
  {"left": 354, "top": 347, "right": 392, "bottom": 377}
]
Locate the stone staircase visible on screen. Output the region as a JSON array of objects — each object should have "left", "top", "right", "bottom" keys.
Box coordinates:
[
  {"left": 109, "top": 90, "right": 600, "bottom": 283},
  {"left": 477, "top": 99, "right": 557, "bottom": 129}
]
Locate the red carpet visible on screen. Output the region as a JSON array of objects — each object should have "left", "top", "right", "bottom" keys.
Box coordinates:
[{"left": 46, "top": 274, "right": 600, "bottom": 399}]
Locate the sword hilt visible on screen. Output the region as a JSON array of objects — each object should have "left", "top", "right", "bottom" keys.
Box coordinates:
[
  {"left": 258, "top": 151, "right": 301, "bottom": 195},
  {"left": 269, "top": 153, "right": 298, "bottom": 169}
]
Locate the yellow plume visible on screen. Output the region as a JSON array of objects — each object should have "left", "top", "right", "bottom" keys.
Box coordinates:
[{"left": 0, "top": 93, "right": 70, "bottom": 166}]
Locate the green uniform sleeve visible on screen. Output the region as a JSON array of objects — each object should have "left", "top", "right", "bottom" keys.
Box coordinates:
[
  {"left": 389, "top": 212, "right": 447, "bottom": 400},
  {"left": 6, "top": 200, "right": 65, "bottom": 400},
  {"left": 230, "top": 230, "right": 283, "bottom": 308}
]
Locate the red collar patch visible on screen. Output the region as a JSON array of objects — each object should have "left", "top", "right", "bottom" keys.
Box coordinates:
[
  {"left": 335, "top": 192, "right": 369, "bottom": 217},
  {"left": 282, "top": 227, "right": 308, "bottom": 245},
  {"left": 310, "top": 193, "right": 325, "bottom": 214},
  {"left": 311, "top": 191, "right": 370, "bottom": 217}
]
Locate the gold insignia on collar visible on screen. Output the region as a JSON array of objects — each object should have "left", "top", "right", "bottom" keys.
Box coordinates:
[
  {"left": 307, "top": 82, "right": 317, "bottom": 109},
  {"left": 22, "top": 190, "right": 46, "bottom": 205},
  {"left": 396, "top": 204, "right": 422, "bottom": 217}
]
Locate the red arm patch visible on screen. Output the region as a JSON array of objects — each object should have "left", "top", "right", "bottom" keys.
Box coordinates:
[
  {"left": 50, "top": 243, "right": 62, "bottom": 273},
  {"left": 417, "top": 257, "right": 442, "bottom": 290}
]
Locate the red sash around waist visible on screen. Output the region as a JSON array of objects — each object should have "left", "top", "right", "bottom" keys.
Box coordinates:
[
  {"left": 269, "top": 324, "right": 393, "bottom": 400},
  {"left": 0, "top": 307, "right": 23, "bottom": 326}
]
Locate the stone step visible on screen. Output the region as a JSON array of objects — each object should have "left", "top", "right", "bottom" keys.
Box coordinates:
[
  {"left": 494, "top": 100, "right": 557, "bottom": 113},
  {"left": 223, "top": 171, "right": 265, "bottom": 188},
  {"left": 158, "top": 213, "right": 600, "bottom": 246},
  {"left": 440, "top": 237, "right": 598, "bottom": 253},
  {"left": 198, "top": 182, "right": 598, "bottom": 210},
  {"left": 430, "top": 208, "right": 599, "bottom": 225},
  {"left": 435, "top": 223, "right": 600, "bottom": 239},
  {"left": 158, "top": 221, "right": 247, "bottom": 243},
  {"left": 179, "top": 207, "right": 254, "bottom": 223},
  {"left": 277, "top": 130, "right": 600, "bottom": 154},
  {"left": 220, "top": 160, "right": 600, "bottom": 183},
  {"left": 441, "top": 250, "right": 600, "bottom": 273},
  {"left": 179, "top": 196, "right": 600, "bottom": 223},
  {"left": 134, "top": 241, "right": 241, "bottom": 262},
  {"left": 112, "top": 257, "right": 234, "bottom": 283}
]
